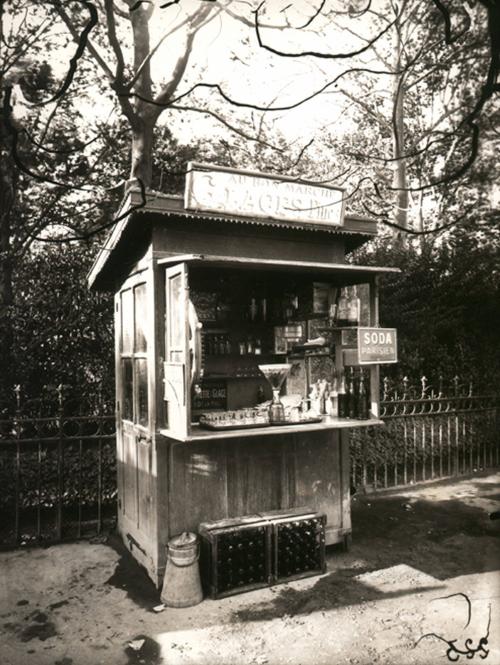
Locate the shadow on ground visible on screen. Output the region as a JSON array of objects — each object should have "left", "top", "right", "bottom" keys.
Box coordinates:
[
  {"left": 231, "top": 491, "right": 500, "bottom": 623},
  {"left": 83, "top": 482, "right": 500, "bottom": 631},
  {"left": 105, "top": 534, "right": 160, "bottom": 609}
]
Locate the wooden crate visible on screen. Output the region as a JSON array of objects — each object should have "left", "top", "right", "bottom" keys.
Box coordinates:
[
  {"left": 268, "top": 510, "right": 327, "bottom": 583},
  {"left": 199, "top": 508, "right": 326, "bottom": 599},
  {"left": 199, "top": 515, "right": 272, "bottom": 599}
]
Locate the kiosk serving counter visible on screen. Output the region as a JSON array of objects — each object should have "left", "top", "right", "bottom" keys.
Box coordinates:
[{"left": 88, "top": 163, "right": 399, "bottom": 586}]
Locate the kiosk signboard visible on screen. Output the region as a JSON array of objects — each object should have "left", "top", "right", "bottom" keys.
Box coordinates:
[
  {"left": 357, "top": 327, "right": 398, "bottom": 364},
  {"left": 185, "top": 163, "right": 345, "bottom": 227}
]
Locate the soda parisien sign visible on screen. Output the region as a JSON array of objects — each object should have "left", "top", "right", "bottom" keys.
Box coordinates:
[
  {"left": 357, "top": 327, "right": 398, "bottom": 365},
  {"left": 184, "top": 163, "right": 345, "bottom": 227}
]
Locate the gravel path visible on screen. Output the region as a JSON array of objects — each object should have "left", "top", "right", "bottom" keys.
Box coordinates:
[{"left": 1, "top": 472, "right": 499, "bottom": 665}]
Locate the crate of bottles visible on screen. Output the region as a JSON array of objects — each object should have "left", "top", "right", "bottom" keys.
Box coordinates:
[
  {"left": 267, "top": 509, "right": 326, "bottom": 583},
  {"left": 199, "top": 508, "right": 326, "bottom": 599},
  {"left": 199, "top": 515, "right": 272, "bottom": 599}
]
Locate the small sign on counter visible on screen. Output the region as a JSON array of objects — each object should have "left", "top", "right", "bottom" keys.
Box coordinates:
[
  {"left": 192, "top": 381, "right": 227, "bottom": 410},
  {"left": 357, "top": 327, "right": 398, "bottom": 364}
]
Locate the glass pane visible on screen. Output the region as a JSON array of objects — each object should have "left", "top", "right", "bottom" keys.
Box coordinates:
[
  {"left": 121, "top": 289, "right": 133, "bottom": 353},
  {"left": 168, "top": 273, "right": 183, "bottom": 350},
  {"left": 136, "top": 359, "right": 148, "bottom": 427},
  {"left": 134, "top": 283, "right": 147, "bottom": 352},
  {"left": 358, "top": 283, "right": 370, "bottom": 326},
  {"left": 122, "top": 358, "right": 133, "bottom": 421}
]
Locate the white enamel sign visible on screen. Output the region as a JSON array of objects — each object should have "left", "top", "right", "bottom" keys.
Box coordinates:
[
  {"left": 185, "top": 164, "right": 345, "bottom": 226},
  {"left": 357, "top": 327, "right": 398, "bottom": 364}
]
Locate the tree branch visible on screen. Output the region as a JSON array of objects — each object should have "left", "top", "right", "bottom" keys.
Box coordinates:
[
  {"left": 254, "top": 0, "right": 400, "bottom": 60},
  {"left": 169, "top": 103, "right": 283, "bottom": 151}
]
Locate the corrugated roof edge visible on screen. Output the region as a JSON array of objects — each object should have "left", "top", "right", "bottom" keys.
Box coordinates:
[
  {"left": 130, "top": 189, "right": 378, "bottom": 236},
  {"left": 88, "top": 187, "right": 379, "bottom": 290}
]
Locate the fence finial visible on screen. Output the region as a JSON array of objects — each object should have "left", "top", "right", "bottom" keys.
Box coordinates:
[
  {"left": 57, "top": 384, "right": 64, "bottom": 412},
  {"left": 13, "top": 385, "right": 21, "bottom": 411},
  {"left": 383, "top": 376, "right": 390, "bottom": 401},
  {"left": 421, "top": 376, "right": 428, "bottom": 399},
  {"left": 402, "top": 376, "right": 409, "bottom": 400},
  {"left": 468, "top": 379, "right": 473, "bottom": 397},
  {"left": 438, "top": 374, "right": 444, "bottom": 398},
  {"left": 453, "top": 375, "right": 460, "bottom": 396}
]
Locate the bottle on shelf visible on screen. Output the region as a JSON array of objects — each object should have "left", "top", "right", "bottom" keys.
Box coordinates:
[
  {"left": 347, "top": 286, "right": 360, "bottom": 327},
  {"left": 329, "top": 373, "right": 339, "bottom": 417},
  {"left": 337, "top": 288, "right": 349, "bottom": 327},
  {"left": 246, "top": 335, "right": 254, "bottom": 355},
  {"left": 249, "top": 292, "right": 258, "bottom": 322},
  {"left": 218, "top": 335, "right": 226, "bottom": 356},
  {"left": 260, "top": 298, "right": 267, "bottom": 322},
  {"left": 337, "top": 370, "right": 348, "bottom": 418},
  {"left": 347, "top": 366, "right": 357, "bottom": 419},
  {"left": 254, "top": 338, "right": 262, "bottom": 355},
  {"left": 357, "top": 369, "right": 369, "bottom": 419}
]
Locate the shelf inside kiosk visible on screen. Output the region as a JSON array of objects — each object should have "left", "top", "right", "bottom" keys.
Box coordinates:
[{"left": 163, "top": 264, "right": 384, "bottom": 439}]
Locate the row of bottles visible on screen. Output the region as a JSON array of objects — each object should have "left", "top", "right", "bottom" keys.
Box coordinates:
[
  {"left": 335, "top": 286, "right": 360, "bottom": 327},
  {"left": 308, "top": 367, "right": 370, "bottom": 419},
  {"left": 203, "top": 333, "right": 263, "bottom": 356},
  {"left": 276, "top": 519, "right": 323, "bottom": 578},
  {"left": 338, "top": 367, "right": 370, "bottom": 419},
  {"left": 217, "top": 527, "right": 267, "bottom": 590}
]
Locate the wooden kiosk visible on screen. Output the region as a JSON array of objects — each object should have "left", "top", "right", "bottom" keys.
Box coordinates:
[{"left": 88, "top": 163, "right": 399, "bottom": 587}]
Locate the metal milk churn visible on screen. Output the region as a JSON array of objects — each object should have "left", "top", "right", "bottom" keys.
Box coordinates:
[{"left": 161, "top": 532, "right": 203, "bottom": 608}]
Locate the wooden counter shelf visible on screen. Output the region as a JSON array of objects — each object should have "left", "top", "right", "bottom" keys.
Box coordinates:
[{"left": 159, "top": 415, "right": 384, "bottom": 443}]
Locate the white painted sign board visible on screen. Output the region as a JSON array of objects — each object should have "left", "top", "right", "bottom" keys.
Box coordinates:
[
  {"left": 357, "top": 327, "right": 398, "bottom": 365},
  {"left": 184, "top": 163, "right": 345, "bottom": 227}
]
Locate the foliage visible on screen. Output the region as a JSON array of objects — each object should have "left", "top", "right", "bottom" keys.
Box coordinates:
[
  {"left": 355, "top": 229, "right": 500, "bottom": 391},
  {"left": 10, "top": 243, "right": 115, "bottom": 401}
]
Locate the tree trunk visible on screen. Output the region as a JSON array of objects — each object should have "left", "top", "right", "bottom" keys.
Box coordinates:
[
  {"left": 130, "top": 117, "right": 155, "bottom": 188},
  {"left": 0, "top": 130, "right": 15, "bottom": 398},
  {"left": 392, "top": 17, "right": 409, "bottom": 237}
]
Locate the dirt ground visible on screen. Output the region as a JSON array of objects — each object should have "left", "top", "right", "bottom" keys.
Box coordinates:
[{"left": 1, "top": 472, "right": 499, "bottom": 665}]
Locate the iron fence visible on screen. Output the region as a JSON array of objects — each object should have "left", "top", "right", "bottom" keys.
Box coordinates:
[
  {"left": 350, "top": 375, "right": 499, "bottom": 492},
  {"left": 0, "top": 376, "right": 498, "bottom": 548},
  {"left": 0, "top": 385, "right": 116, "bottom": 548}
]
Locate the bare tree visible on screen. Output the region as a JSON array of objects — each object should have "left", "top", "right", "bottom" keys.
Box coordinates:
[{"left": 252, "top": 0, "right": 499, "bottom": 235}]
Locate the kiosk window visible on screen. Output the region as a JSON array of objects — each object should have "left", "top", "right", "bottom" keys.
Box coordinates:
[{"left": 120, "top": 283, "right": 148, "bottom": 426}]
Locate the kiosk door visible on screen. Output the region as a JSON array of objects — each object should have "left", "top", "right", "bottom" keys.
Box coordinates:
[
  {"left": 117, "top": 275, "right": 151, "bottom": 530},
  {"left": 163, "top": 263, "right": 191, "bottom": 438}
]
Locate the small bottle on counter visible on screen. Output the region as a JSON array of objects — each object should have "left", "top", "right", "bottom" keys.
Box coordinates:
[
  {"left": 357, "top": 370, "right": 369, "bottom": 419},
  {"left": 325, "top": 382, "right": 333, "bottom": 416},
  {"left": 347, "top": 367, "right": 357, "bottom": 419},
  {"left": 338, "top": 370, "right": 348, "bottom": 418},
  {"left": 254, "top": 338, "right": 262, "bottom": 355}
]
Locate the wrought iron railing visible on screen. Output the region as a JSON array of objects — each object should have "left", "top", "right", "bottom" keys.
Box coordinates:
[
  {"left": 0, "top": 385, "right": 116, "bottom": 548},
  {"left": 0, "top": 376, "right": 498, "bottom": 548},
  {"left": 350, "top": 375, "right": 499, "bottom": 492}
]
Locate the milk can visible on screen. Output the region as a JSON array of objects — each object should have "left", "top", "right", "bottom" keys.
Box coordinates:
[{"left": 160, "top": 532, "right": 203, "bottom": 608}]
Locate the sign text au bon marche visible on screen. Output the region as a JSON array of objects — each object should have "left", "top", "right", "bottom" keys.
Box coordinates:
[{"left": 185, "top": 164, "right": 345, "bottom": 227}]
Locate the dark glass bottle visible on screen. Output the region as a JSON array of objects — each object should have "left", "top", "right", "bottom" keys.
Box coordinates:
[
  {"left": 338, "top": 370, "right": 348, "bottom": 418},
  {"left": 357, "top": 370, "right": 369, "bottom": 419},
  {"left": 337, "top": 288, "right": 349, "bottom": 327},
  {"left": 347, "top": 367, "right": 357, "bottom": 419}
]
